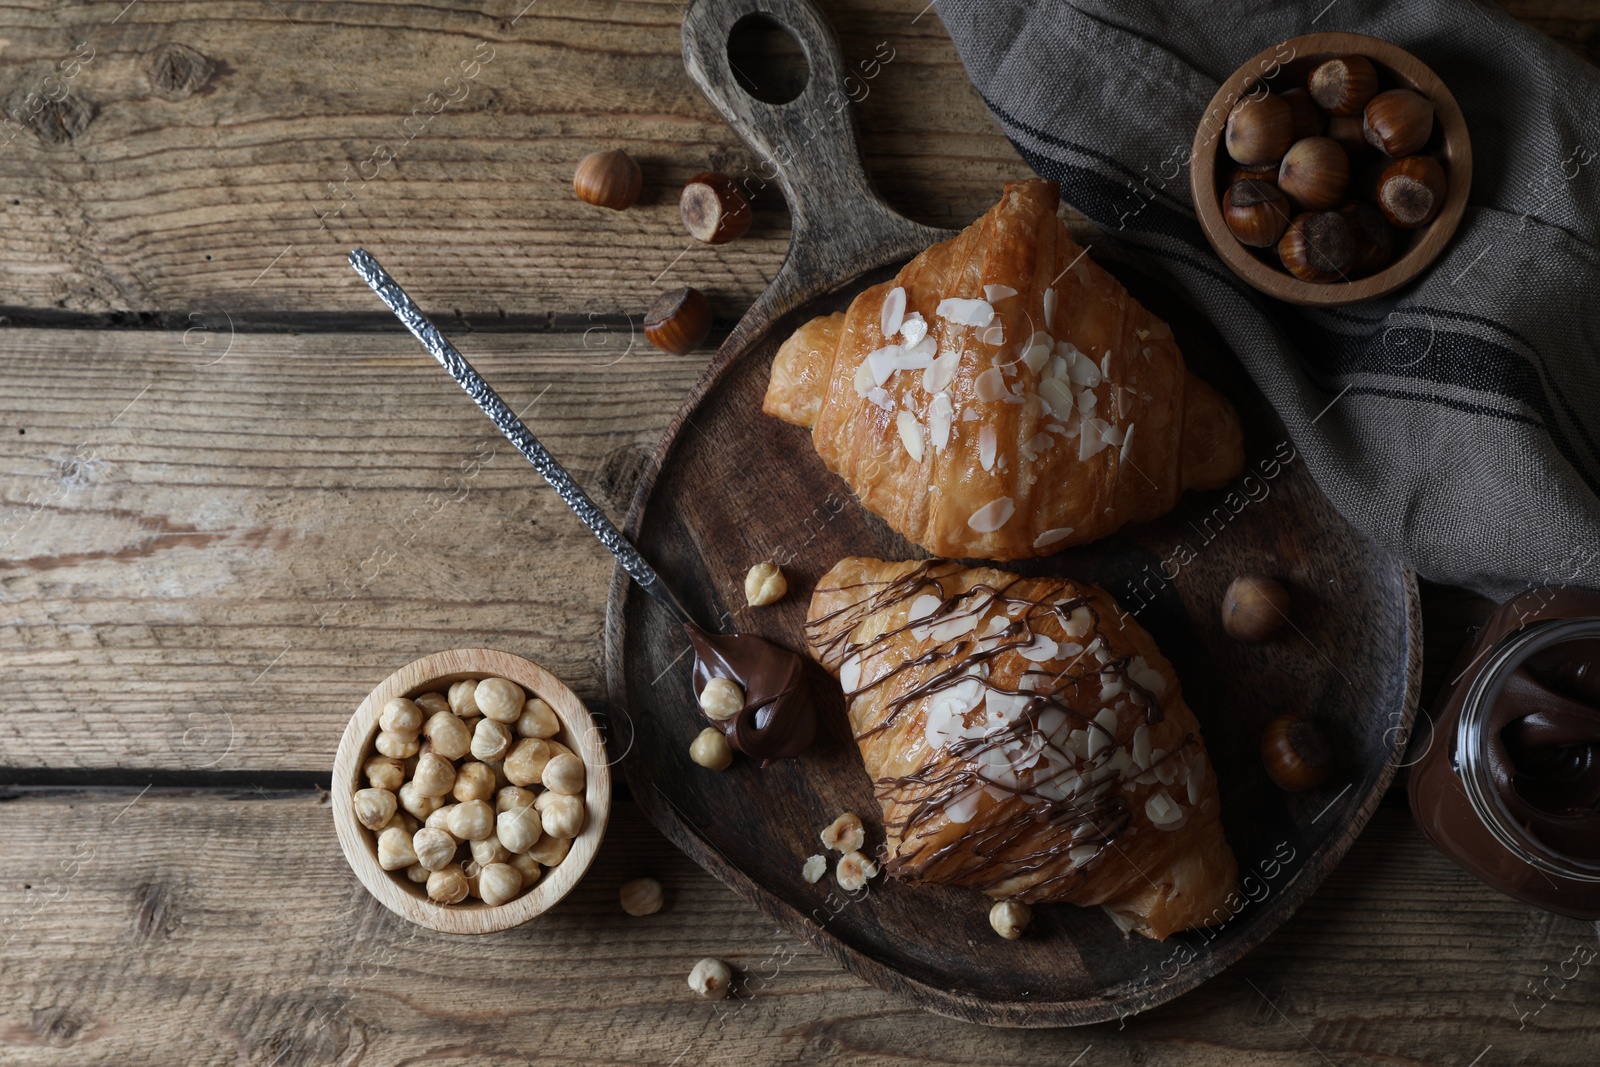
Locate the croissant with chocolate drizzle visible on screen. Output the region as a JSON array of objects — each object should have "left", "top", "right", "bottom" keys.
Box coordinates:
[
  {"left": 805, "top": 557, "right": 1238, "bottom": 939},
  {"left": 764, "top": 179, "right": 1243, "bottom": 561}
]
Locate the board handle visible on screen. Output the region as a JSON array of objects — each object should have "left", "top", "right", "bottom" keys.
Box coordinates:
[{"left": 681, "top": 0, "right": 950, "bottom": 341}]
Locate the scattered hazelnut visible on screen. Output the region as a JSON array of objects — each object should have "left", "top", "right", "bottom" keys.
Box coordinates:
[
  {"left": 1224, "top": 92, "right": 1294, "bottom": 167},
  {"left": 540, "top": 793, "right": 585, "bottom": 839},
  {"left": 835, "top": 851, "right": 878, "bottom": 892},
  {"left": 644, "top": 286, "right": 713, "bottom": 356},
  {"left": 412, "top": 750, "right": 457, "bottom": 798},
  {"left": 375, "top": 730, "right": 420, "bottom": 759},
  {"left": 414, "top": 691, "right": 451, "bottom": 717},
  {"left": 516, "top": 697, "right": 561, "bottom": 738},
  {"left": 497, "top": 805, "right": 543, "bottom": 854},
  {"left": 364, "top": 755, "right": 406, "bottom": 792},
  {"left": 397, "top": 780, "right": 444, "bottom": 821},
  {"left": 452, "top": 761, "right": 496, "bottom": 803},
  {"left": 542, "top": 752, "right": 586, "bottom": 796},
  {"left": 1222, "top": 575, "right": 1291, "bottom": 642},
  {"left": 508, "top": 851, "right": 543, "bottom": 886},
  {"left": 680, "top": 171, "right": 752, "bottom": 244},
  {"left": 423, "top": 711, "right": 472, "bottom": 761},
  {"left": 1261, "top": 712, "right": 1332, "bottom": 792},
  {"left": 379, "top": 697, "right": 424, "bottom": 736},
  {"left": 496, "top": 786, "right": 537, "bottom": 813},
  {"left": 1308, "top": 55, "right": 1379, "bottom": 116},
  {"left": 689, "top": 727, "right": 733, "bottom": 771},
  {"left": 573, "top": 148, "right": 642, "bottom": 211},
  {"left": 1278, "top": 210, "right": 1353, "bottom": 282},
  {"left": 504, "top": 738, "right": 554, "bottom": 787},
  {"left": 478, "top": 862, "right": 522, "bottom": 906},
  {"left": 698, "top": 677, "right": 744, "bottom": 722},
  {"left": 447, "top": 679, "right": 481, "bottom": 717},
  {"left": 525, "top": 833, "right": 571, "bottom": 867},
  {"left": 820, "top": 812, "right": 865, "bottom": 853},
  {"left": 1222, "top": 179, "right": 1291, "bottom": 247},
  {"left": 447, "top": 799, "right": 496, "bottom": 842},
  {"left": 1377, "top": 155, "right": 1447, "bottom": 229},
  {"left": 1363, "top": 89, "right": 1434, "bottom": 158},
  {"left": 801, "top": 855, "right": 827, "bottom": 883},
  {"left": 743, "top": 561, "right": 788, "bottom": 607},
  {"left": 427, "top": 864, "right": 470, "bottom": 903},
  {"left": 376, "top": 826, "right": 418, "bottom": 871},
  {"left": 1340, "top": 201, "right": 1396, "bottom": 275},
  {"left": 1278, "top": 136, "right": 1350, "bottom": 210},
  {"left": 620, "top": 877, "right": 664, "bottom": 916},
  {"left": 353, "top": 787, "right": 397, "bottom": 831},
  {"left": 471, "top": 718, "right": 513, "bottom": 763},
  {"left": 475, "top": 677, "right": 525, "bottom": 723},
  {"left": 989, "top": 899, "right": 1032, "bottom": 940},
  {"left": 688, "top": 957, "right": 733, "bottom": 1000},
  {"left": 412, "top": 827, "right": 457, "bottom": 871},
  {"left": 470, "top": 835, "right": 510, "bottom": 867},
  {"left": 1280, "top": 87, "right": 1326, "bottom": 140}
]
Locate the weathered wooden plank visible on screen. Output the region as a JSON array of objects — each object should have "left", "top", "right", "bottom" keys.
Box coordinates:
[
  {"left": 0, "top": 327, "right": 704, "bottom": 771},
  {"left": 0, "top": 792, "right": 1593, "bottom": 1064}
]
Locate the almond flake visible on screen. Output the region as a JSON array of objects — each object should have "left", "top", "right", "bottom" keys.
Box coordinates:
[
  {"left": 980, "top": 323, "right": 1005, "bottom": 345},
  {"left": 961, "top": 408, "right": 979, "bottom": 422},
  {"left": 1077, "top": 388, "right": 1098, "bottom": 415},
  {"left": 1029, "top": 432, "right": 1054, "bottom": 454},
  {"left": 866, "top": 387, "right": 894, "bottom": 411},
  {"left": 1119, "top": 423, "right": 1136, "bottom": 463},
  {"left": 1032, "top": 527, "right": 1073, "bottom": 549},
  {"left": 1067, "top": 354, "right": 1101, "bottom": 387},
  {"left": 974, "top": 367, "right": 1008, "bottom": 402},
  {"left": 924, "top": 347, "right": 958, "bottom": 392},
  {"left": 908, "top": 594, "right": 942, "bottom": 622},
  {"left": 893, "top": 340, "right": 936, "bottom": 373},
  {"left": 935, "top": 297, "right": 994, "bottom": 327},
  {"left": 896, "top": 410, "right": 924, "bottom": 462},
  {"left": 1043, "top": 288, "right": 1058, "bottom": 331},
  {"left": 1068, "top": 844, "right": 1097, "bottom": 865},
  {"left": 983, "top": 283, "right": 1018, "bottom": 303},
  {"left": 929, "top": 392, "right": 954, "bottom": 451},
  {"left": 899, "top": 312, "right": 928, "bottom": 348},
  {"left": 1146, "top": 790, "right": 1183, "bottom": 827},
  {"left": 978, "top": 425, "right": 997, "bottom": 471},
  {"left": 881, "top": 286, "right": 906, "bottom": 338},
  {"left": 1078, "top": 422, "right": 1110, "bottom": 460},
  {"left": 839, "top": 653, "right": 861, "bottom": 693},
  {"left": 1021, "top": 331, "right": 1052, "bottom": 372},
  {"left": 1101, "top": 353, "right": 1112, "bottom": 379},
  {"left": 1038, "top": 377, "right": 1074, "bottom": 419},
  {"left": 967, "top": 497, "right": 1015, "bottom": 533},
  {"left": 853, "top": 359, "right": 875, "bottom": 397},
  {"left": 867, "top": 345, "right": 900, "bottom": 386}
]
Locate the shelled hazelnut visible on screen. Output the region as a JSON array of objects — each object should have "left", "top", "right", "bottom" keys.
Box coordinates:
[
  {"left": 620, "top": 877, "right": 664, "bottom": 916},
  {"left": 699, "top": 677, "right": 744, "bottom": 722},
  {"left": 688, "top": 958, "right": 733, "bottom": 1000},
  {"left": 743, "top": 561, "right": 788, "bottom": 607},
  {"left": 989, "top": 899, "right": 1032, "bottom": 940},
  {"left": 689, "top": 727, "right": 733, "bottom": 770},
  {"left": 644, "top": 286, "right": 713, "bottom": 355},
  {"left": 356, "top": 675, "right": 588, "bottom": 908}
]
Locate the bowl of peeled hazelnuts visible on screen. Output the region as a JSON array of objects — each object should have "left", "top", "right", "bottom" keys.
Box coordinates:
[
  {"left": 331, "top": 648, "right": 610, "bottom": 933},
  {"left": 1190, "top": 32, "right": 1471, "bottom": 306}
]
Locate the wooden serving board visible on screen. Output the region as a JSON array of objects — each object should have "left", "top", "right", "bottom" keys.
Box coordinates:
[{"left": 604, "top": 0, "right": 1421, "bottom": 1027}]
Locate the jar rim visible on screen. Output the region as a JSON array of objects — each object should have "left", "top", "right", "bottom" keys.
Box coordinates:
[{"left": 1455, "top": 615, "right": 1600, "bottom": 883}]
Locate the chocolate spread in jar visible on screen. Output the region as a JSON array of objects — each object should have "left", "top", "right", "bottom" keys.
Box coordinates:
[
  {"left": 685, "top": 624, "right": 816, "bottom": 762},
  {"left": 1411, "top": 587, "right": 1600, "bottom": 918}
]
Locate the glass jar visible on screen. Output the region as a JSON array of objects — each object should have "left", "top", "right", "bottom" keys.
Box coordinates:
[{"left": 1410, "top": 588, "right": 1600, "bottom": 919}]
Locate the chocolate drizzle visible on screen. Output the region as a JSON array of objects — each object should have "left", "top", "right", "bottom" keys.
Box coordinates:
[
  {"left": 686, "top": 624, "right": 816, "bottom": 762},
  {"left": 805, "top": 560, "right": 1198, "bottom": 898}
]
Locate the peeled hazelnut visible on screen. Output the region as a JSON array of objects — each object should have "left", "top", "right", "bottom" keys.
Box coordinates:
[
  {"left": 497, "top": 805, "right": 543, "bottom": 854},
  {"left": 680, "top": 171, "right": 751, "bottom": 244},
  {"left": 644, "top": 286, "right": 712, "bottom": 356},
  {"left": 427, "top": 863, "right": 469, "bottom": 904},
  {"left": 1377, "top": 155, "right": 1447, "bottom": 229},
  {"left": 475, "top": 677, "right": 525, "bottom": 723},
  {"left": 495, "top": 786, "right": 537, "bottom": 813},
  {"left": 989, "top": 899, "right": 1032, "bottom": 940},
  {"left": 835, "top": 851, "right": 878, "bottom": 892},
  {"left": 1325, "top": 115, "right": 1372, "bottom": 162},
  {"left": 1224, "top": 92, "right": 1294, "bottom": 167},
  {"left": 470, "top": 835, "right": 510, "bottom": 867},
  {"left": 542, "top": 752, "right": 586, "bottom": 796},
  {"left": 516, "top": 697, "right": 561, "bottom": 738},
  {"left": 364, "top": 756, "right": 406, "bottom": 792},
  {"left": 462, "top": 859, "right": 483, "bottom": 899},
  {"left": 540, "top": 793, "right": 585, "bottom": 840},
  {"left": 447, "top": 799, "right": 496, "bottom": 842},
  {"left": 1222, "top": 179, "right": 1291, "bottom": 248},
  {"left": 384, "top": 810, "right": 420, "bottom": 835},
  {"left": 414, "top": 691, "right": 451, "bottom": 717},
  {"left": 620, "top": 877, "right": 664, "bottom": 916},
  {"left": 699, "top": 677, "right": 744, "bottom": 722},
  {"left": 525, "top": 833, "right": 571, "bottom": 867},
  {"left": 1261, "top": 712, "right": 1332, "bottom": 792},
  {"left": 478, "top": 862, "right": 522, "bottom": 906},
  {"left": 509, "top": 851, "right": 543, "bottom": 886},
  {"left": 447, "top": 679, "right": 480, "bottom": 717},
  {"left": 802, "top": 855, "right": 827, "bottom": 883},
  {"left": 398, "top": 780, "right": 444, "bottom": 821},
  {"left": 573, "top": 148, "right": 642, "bottom": 211},
  {"left": 423, "top": 711, "right": 472, "bottom": 761},
  {"left": 452, "top": 761, "right": 496, "bottom": 804},
  {"left": 405, "top": 862, "right": 430, "bottom": 884},
  {"left": 412, "top": 750, "right": 457, "bottom": 798},
  {"left": 1278, "top": 136, "right": 1350, "bottom": 210},
  {"left": 744, "top": 561, "right": 788, "bottom": 607},
  {"left": 1341, "top": 202, "right": 1396, "bottom": 275},
  {"left": 426, "top": 802, "right": 457, "bottom": 831},
  {"left": 379, "top": 697, "right": 423, "bottom": 736},
  {"left": 820, "top": 812, "right": 865, "bottom": 853},
  {"left": 688, "top": 957, "right": 733, "bottom": 1000},
  {"left": 1222, "top": 575, "right": 1291, "bottom": 641},
  {"left": 504, "top": 738, "right": 553, "bottom": 787},
  {"left": 353, "top": 787, "right": 397, "bottom": 831},
  {"left": 376, "top": 826, "right": 418, "bottom": 871},
  {"left": 412, "top": 827, "right": 457, "bottom": 871},
  {"left": 1308, "top": 55, "right": 1379, "bottom": 116},
  {"left": 689, "top": 727, "right": 733, "bottom": 771},
  {"left": 1280, "top": 87, "right": 1326, "bottom": 140},
  {"left": 1363, "top": 89, "right": 1434, "bottom": 158},
  {"left": 375, "top": 730, "right": 419, "bottom": 759},
  {"left": 471, "top": 718, "right": 513, "bottom": 763},
  {"left": 1278, "top": 211, "right": 1353, "bottom": 282}
]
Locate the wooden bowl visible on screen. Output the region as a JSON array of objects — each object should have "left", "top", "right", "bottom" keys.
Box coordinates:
[
  {"left": 1190, "top": 32, "right": 1471, "bottom": 306},
  {"left": 331, "top": 648, "right": 610, "bottom": 933}
]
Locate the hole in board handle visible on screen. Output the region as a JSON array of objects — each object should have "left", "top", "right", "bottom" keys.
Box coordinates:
[{"left": 728, "top": 13, "right": 810, "bottom": 105}]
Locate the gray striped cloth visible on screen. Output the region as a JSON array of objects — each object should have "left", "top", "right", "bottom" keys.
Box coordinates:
[{"left": 936, "top": 0, "right": 1600, "bottom": 600}]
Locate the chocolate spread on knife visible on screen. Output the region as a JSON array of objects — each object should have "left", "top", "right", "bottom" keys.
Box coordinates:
[
  {"left": 1412, "top": 587, "right": 1600, "bottom": 918},
  {"left": 686, "top": 624, "right": 816, "bottom": 762}
]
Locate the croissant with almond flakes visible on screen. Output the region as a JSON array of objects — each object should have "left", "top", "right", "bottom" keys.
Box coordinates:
[{"left": 764, "top": 179, "right": 1243, "bottom": 561}]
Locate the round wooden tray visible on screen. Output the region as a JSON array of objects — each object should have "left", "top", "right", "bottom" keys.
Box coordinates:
[
  {"left": 1190, "top": 31, "right": 1472, "bottom": 307},
  {"left": 331, "top": 648, "right": 611, "bottom": 934}
]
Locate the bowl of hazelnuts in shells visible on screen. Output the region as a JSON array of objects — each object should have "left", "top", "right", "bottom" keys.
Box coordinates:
[
  {"left": 1190, "top": 31, "right": 1471, "bottom": 306},
  {"left": 331, "top": 648, "right": 610, "bottom": 933}
]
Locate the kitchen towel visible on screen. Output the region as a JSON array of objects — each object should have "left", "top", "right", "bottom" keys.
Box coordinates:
[{"left": 936, "top": 0, "right": 1600, "bottom": 601}]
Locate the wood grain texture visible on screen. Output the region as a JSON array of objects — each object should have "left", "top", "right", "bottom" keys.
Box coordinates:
[
  {"left": 0, "top": 790, "right": 1595, "bottom": 1066},
  {"left": 0, "top": 328, "right": 703, "bottom": 772}
]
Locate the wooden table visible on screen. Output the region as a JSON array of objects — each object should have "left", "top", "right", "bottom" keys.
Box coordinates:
[{"left": 1, "top": 2, "right": 1596, "bottom": 1063}]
